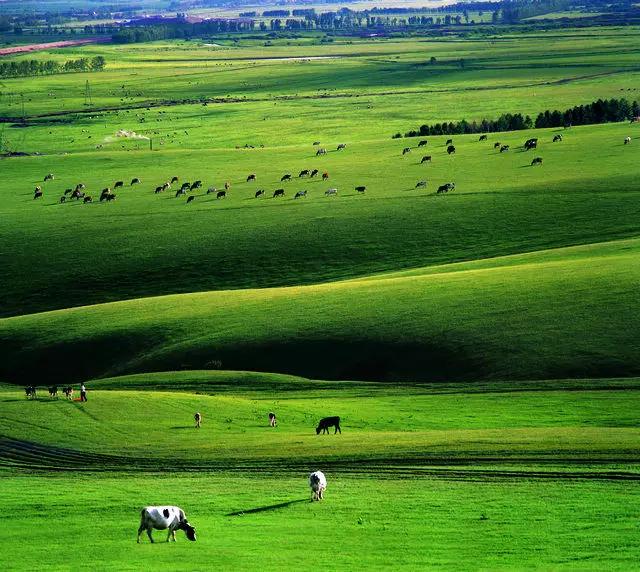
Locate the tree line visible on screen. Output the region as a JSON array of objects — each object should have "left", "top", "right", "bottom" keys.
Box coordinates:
[
  {"left": 399, "top": 98, "right": 640, "bottom": 138},
  {"left": 0, "top": 56, "right": 105, "bottom": 79}
]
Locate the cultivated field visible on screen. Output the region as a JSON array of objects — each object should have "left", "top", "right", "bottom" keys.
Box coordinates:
[{"left": 1, "top": 27, "right": 639, "bottom": 571}]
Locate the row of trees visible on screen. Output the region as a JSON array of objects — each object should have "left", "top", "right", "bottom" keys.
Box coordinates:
[
  {"left": 400, "top": 98, "right": 640, "bottom": 138},
  {"left": 0, "top": 56, "right": 105, "bottom": 79}
]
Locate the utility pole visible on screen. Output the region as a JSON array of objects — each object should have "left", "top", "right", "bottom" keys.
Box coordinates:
[{"left": 84, "top": 80, "right": 92, "bottom": 106}]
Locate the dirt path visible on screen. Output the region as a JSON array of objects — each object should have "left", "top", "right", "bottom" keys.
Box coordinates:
[{"left": 0, "top": 37, "right": 111, "bottom": 57}]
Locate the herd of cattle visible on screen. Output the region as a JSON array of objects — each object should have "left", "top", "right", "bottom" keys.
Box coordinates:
[
  {"left": 29, "top": 133, "right": 634, "bottom": 204},
  {"left": 24, "top": 384, "right": 74, "bottom": 399}
]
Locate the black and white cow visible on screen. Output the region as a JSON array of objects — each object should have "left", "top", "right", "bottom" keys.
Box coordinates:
[
  {"left": 309, "top": 471, "right": 327, "bottom": 501},
  {"left": 137, "top": 506, "right": 196, "bottom": 543}
]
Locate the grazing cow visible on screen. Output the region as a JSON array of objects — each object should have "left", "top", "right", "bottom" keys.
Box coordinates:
[
  {"left": 106, "top": 194, "right": 116, "bottom": 202},
  {"left": 48, "top": 386, "right": 58, "bottom": 399},
  {"left": 437, "top": 182, "right": 456, "bottom": 194},
  {"left": 186, "top": 195, "right": 195, "bottom": 204},
  {"left": 191, "top": 181, "right": 202, "bottom": 190},
  {"left": 247, "top": 174, "right": 256, "bottom": 182},
  {"left": 316, "top": 148, "right": 327, "bottom": 156},
  {"left": 64, "top": 188, "right": 73, "bottom": 195},
  {"left": 63, "top": 386, "right": 73, "bottom": 400},
  {"left": 281, "top": 174, "right": 292, "bottom": 182},
  {"left": 553, "top": 134, "right": 563, "bottom": 142},
  {"left": 216, "top": 190, "right": 226, "bottom": 199},
  {"left": 176, "top": 189, "right": 186, "bottom": 198},
  {"left": 479, "top": 135, "right": 487, "bottom": 141},
  {"left": 418, "top": 140, "right": 428, "bottom": 147},
  {"left": 155, "top": 186, "right": 163, "bottom": 194},
  {"left": 162, "top": 182, "right": 171, "bottom": 191},
  {"left": 255, "top": 189, "right": 265, "bottom": 198},
  {"left": 131, "top": 178, "right": 141, "bottom": 186},
  {"left": 114, "top": 181, "right": 124, "bottom": 188},
  {"left": 206, "top": 187, "right": 217, "bottom": 195},
  {"left": 421, "top": 155, "right": 432, "bottom": 163},
  {"left": 500, "top": 145, "right": 510, "bottom": 153},
  {"left": 273, "top": 189, "right": 285, "bottom": 198},
  {"left": 181, "top": 182, "right": 191, "bottom": 191},
  {"left": 447, "top": 145, "right": 456, "bottom": 155},
  {"left": 531, "top": 157, "right": 543, "bottom": 166},
  {"left": 310, "top": 169, "right": 319, "bottom": 178},
  {"left": 494, "top": 142, "right": 501, "bottom": 149},
  {"left": 34, "top": 190, "right": 43, "bottom": 199},
  {"left": 224, "top": 182, "right": 231, "bottom": 191},
  {"left": 322, "top": 172, "right": 329, "bottom": 181},
  {"left": 137, "top": 506, "right": 196, "bottom": 544},
  {"left": 624, "top": 136, "right": 631, "bottom": 145},
  {"left": 524, "top": 138, "right": 538, "bottom": 150},
  {"left": 34, "top": 185, "right": 42, "bottom": 193},
  {"left": 337, "top": 143, "right": 346, "bottom": 151},
  {"left": 194, "top": 412, "right": 202, "bottom": 428},
  {"left": 268, "top": 412, "right": 277, "bottom": 427},
  {"left": 83, "top": 196, "right": 93, "bottom": 203},
  {"left": 25, "top": 386, "right": 37, "bottom": 399},
  {"left": 295, "top": 190, "right": 308, "bottom": 198},
  {"left": 355, "top": 186, "right": 366, "bottom": 193},
  {"left": 446, "top": 139, "right": 453, "bottom": 145},
  {"left": 309, "top": 471, "right": 327, "bottom": 501},
  {"left": 313, "top": 141, "right": 321, "bottom": 146},
  {"left": 299, "top": 169, "right": 309, "bottom": 178},
  {"left": 316, "top": 416, "right": 341, "bottom": 434},
  {"left": 171, "top": 176, "right": 179, "bottom": 184},
  {"left": 325, "top": 188, "right": 337, "bottom": 196},
  {"left": 60, "top": 196, "right": 66, "bottom": 203},
  {"left": 415, "top": 180, "right": 427, "bottom": 188},
  {"left": 44, "top": 173, "right": 54, "bottom": 182},
  {"left": 402, "top": 147, "right": 411, "bottom": 155},
  {"left": 75, "top": 184, "right": 86, "bottom": 192}
]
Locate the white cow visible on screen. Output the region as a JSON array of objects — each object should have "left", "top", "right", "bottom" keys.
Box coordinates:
[
  {"left": 325, "top": 188, "right": 337, "bottom": 196},
  {"left": 309, "top": 471, "right": 327, "bottom": 501},
  {"left": 137, "top": 506, "right": 197, "bottom": 543}
]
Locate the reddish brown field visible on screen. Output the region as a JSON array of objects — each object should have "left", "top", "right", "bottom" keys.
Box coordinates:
[{"left": 0, "top": 38, "right": 109, "bottom": 56}]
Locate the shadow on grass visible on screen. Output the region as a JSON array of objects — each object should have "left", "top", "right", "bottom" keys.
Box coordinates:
[
  {"left": 226, "top": 498, "right": 308, "bottom": 516},
  {"left": 170, "top": 425, "right": 195, "bottom": 430}
]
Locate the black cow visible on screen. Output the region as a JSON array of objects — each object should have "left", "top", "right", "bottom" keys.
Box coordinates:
[
  {"left": 64, "top": 188, "right": 73, "bottom": 195},
  {"left": 553, "top": 134, "right": 563, "bottom": 142},
  {"left": 415, "top": 181, "right": 427, "bottom": 188},
  {"left": 60, "top": 196, "right": 66, "bottom": 203},
  {"left": 187, "top": 195, "right": 195, "bottom": 203},
  {"left": 402, "top": 147, "right": 411, "bottom": 155},
  {"left": 531, "top": 157, "right": 543, "bottom": 166},
  {"left": 421, "top": 155, "right": 432, "bottom": 163},
  {"left": 171, "top": 176, "right": 179, "bottom": 184},
  {"left": 83, "top": 196, "right": 93, "bottom": 203},
  {"left": 447, "top": 145, "right": 456, "bottom": 155},
  {"left": 446, "top": 139, "right": 453, "bottom": 145},
  {"left": 418, "top": 140, "right": 428, "bottom": 147},
  {"left": 281, "top": 174, "right": 292, "bottom": 182},
  {"left": 114, "top": 181, "right": 124, "bottom": 188},
  {"left": 34, "top": 190, "right": 43, "bottom": 199},
  {"left": 155, "top": 186, "right": 163, "bottom": 194},
  {"left": 316, "top": 416, "right": 341, "bottom": 435},
  {"left": 255, "top": 189, "right": 265, "bottom": 198},
  {"left": 181, "top": 182, "right": 191, "bottom": 191},
  {"left": 273, "top": 189, "right": 285, "bottom": 198},
  {"left": 524, "top": 138, "right": 538, "bottom": 150},
  {"left": 216, "top": 190, "right": 226, "bottom": 199},
  {"left": 500, "top": 145, "right": 510, "bottom": 152},
  {"left": 337, "top": 143, "right": 346, "bottom": 151},
  {"left": 299, "top": 169, "right": 309, "bottom": 178},
  {"left": 437, "top": 182, "right": 455, "bottom": 194},
  {"left": 131, "top": 178, "right": 141, "bottom": 185},
  {"left": 247, "top": 174, "right": 256, "bottom": 182},
  {"left": 48, "top": 386, "right": 58, "bottom": 399},
  {"left": 310, "top": 169, "right": 319, "bottom": 177},
  {"left": 105, "top": 194, "right": 116, "bottom": 202},
  {"left": 479, "top": 135, "right": 487, "bottom": 141},
  {"left": 190, "top": 181, "right": 202, "bottom": 190},
  {"left": 355, "top": 186, "right": 366, "bottom": 193}
]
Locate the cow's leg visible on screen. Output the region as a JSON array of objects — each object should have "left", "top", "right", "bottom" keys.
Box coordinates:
[
  {"left": 336, "top": 425, "right": 341, "bottom": 434},
  {"left": 167, "top": 530, "right": 172, "bottom": 542},
  {"left": 147, "top": 529, "right": 154, "bottom": 543},
  {"left": 137, "top": 525, "right": 145, "bottom": 543}
]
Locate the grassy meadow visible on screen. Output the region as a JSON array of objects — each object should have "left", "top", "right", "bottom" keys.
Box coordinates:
[{"left": 1, "top": 26, "right": 640, "bottom": 570}]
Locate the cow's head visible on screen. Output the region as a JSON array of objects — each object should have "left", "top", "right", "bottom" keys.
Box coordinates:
[
  {"left": 182, "top": 522, "right": 197, "bottom": 542},
  {"left": 316, "top": 426, "right": 321, "bottom": 435}
]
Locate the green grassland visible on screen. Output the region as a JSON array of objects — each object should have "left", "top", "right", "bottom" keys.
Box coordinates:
[{"left": 1, "top": 28, "right": 640, "bottom": 571}]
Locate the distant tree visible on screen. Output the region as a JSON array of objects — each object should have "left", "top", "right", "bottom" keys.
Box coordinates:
[{"left": 91, "top": 56, "right": 106, "bottom": 71}]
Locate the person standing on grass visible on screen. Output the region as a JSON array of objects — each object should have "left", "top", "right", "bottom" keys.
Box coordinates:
[{"left": 80, "top": 383, "right": 87, "bottom": 402}]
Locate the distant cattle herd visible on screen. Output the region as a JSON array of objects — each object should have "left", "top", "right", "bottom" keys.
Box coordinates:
[{"left": 29, "top": 132, "right": 628, "bottom": 205}]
